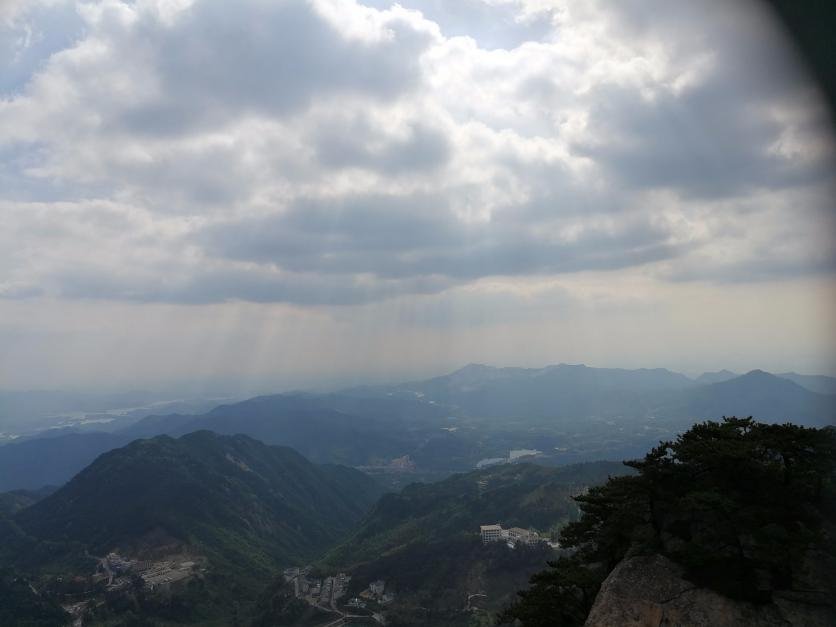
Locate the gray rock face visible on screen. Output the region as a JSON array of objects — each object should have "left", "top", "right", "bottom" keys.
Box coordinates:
[{"left": 585, "top": 554, "right": 835, "bottom": 627}]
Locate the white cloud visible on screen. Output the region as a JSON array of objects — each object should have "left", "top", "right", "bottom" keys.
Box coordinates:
[
  {"left": 0, "top": 0, "right": 835, "bottom": 386},
  {"left": 1, "top": 0, "right": 834, "bottom": 308}
]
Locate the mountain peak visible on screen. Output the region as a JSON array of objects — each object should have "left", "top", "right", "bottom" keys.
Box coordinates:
[
  {"left": 737, "top": 369, "right": 785, "bottom": 384},
  {"left": 717, "top": 369, "right": 791, "bottom": 388},
  {"left": 452, "top": 363, "right": 495, "bottom": 374},
  {"left": 695, "top": 369, "right": 737, "bottom": 384},
  {"left": 744, "top": 369, "right": 769, "bottom": 376}
]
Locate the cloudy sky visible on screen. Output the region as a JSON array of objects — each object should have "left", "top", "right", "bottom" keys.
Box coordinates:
[{"left": 1, "top": 0, "right": 835, "bottom": 392}]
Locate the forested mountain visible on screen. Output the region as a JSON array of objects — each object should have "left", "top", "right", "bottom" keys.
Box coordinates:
[
  {"left": 0, "top": 569, "right": 70, "bottom": 627},
  {"left": 16, "top": 432, "right": 381, "bottom": 566},
  {"left": 324, "top": 461, "right": 629, "bottom": 570},
  {"left": 0, "top": 486, "right": 56, "bottom": 517},
  {"left": 0, "top": 432, "right": 383, "bottom": 624},
  {"left": 317, "top": 461, "right": 631, "bottom": 625}
]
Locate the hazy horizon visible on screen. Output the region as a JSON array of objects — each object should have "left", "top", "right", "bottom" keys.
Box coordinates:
[
  {"left": 2, "top": 0, "right": 835, "bottom": 392},
  {"left": 2, "top": 359, "right": 833, "bottom": 399}
]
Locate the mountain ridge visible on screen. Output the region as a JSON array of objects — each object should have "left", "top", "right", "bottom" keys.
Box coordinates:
[{"left": 0, "top": 364, "right": 833, "bottom": 494}]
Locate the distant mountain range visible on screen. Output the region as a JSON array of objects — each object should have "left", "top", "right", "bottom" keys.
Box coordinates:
[
  {"left": 693, "top": 369, "right": 836, "bottom": 394},
  {"left": 348, "top": 363, "right": 694, "bottom": 420},
  {"left": 350, "top": 363, "right": 836, "bottom": 426},
  {"left": 0, "top": 395, "right": 449, "bottom": 491},
  {"left": 0, "top": 431, "right": 130, "bottom": 491},
  {"left": 694, "top": 369, "right": 738, "bottom": 384},
  {"left": 665, "top": 370, "right": 836, "bottom": 426},
  {"left": 0, "top": 364, "right": 833, "bottom": 493},
  {"left": 124, "top": 393, "right": 449, "bottom": 463},
  {"left": 777, "top": 371, "right": 836, "bottom": 395}
]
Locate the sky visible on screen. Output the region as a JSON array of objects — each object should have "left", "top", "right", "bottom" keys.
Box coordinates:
[{"left": 1, "top": 0, "right": 835, "bottom": 393}]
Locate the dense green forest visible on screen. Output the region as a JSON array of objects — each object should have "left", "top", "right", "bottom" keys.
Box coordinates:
[
  {"left": 324, "top": 460, "right": 629, "bottom": 570},
  {"left": 0, "top": 569, "right": 70, "bottom": 626},
  {"left": 1, "top": 431, "right": 383, "bottom": 624},
  {"left": 318, "top": 461, "right": 630, "bottom": 625},
  {"left": 500, "top": 418, "right": 836, "bottom": 626}
]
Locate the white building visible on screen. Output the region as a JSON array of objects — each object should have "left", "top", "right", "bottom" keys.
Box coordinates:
[
  {"left": 481, "top": 524, "right": 542, "bottom": 545},
  {"left": 480, "top": 524, "right": 503, "bottom": 543},
  {"left": 507, "top": 527, "right": 540, "bottom": 545},
  {"left": 509, "top": 448, "right": 542, "bottom": 461}
]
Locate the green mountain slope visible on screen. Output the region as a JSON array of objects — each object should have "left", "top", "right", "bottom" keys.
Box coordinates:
[
  {"left": 325, "top": 460, "right": 628, "bottom": 570},
  {"left": 314, "top": 461, "right": 631, "bottom": 626},
  {"left": 0, "top": 486, "right": 56, "bottom": 517},
  {"left": 16, "top": 432, "right": 381, "bottom": 570},
  {"left": 0, "top": 569, "right": 69, "bottom": 627}
]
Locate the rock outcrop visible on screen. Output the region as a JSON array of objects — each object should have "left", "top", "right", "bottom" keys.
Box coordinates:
[{"left": 585, "top": 554, "right": 835, "bottom": 627}]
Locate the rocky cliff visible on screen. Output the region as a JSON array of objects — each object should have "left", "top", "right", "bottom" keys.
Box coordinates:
[{"left": 585, "top": 554, "right": 835, "bottom": 627}]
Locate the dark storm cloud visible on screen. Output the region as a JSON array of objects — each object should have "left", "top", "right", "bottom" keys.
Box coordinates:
[
  {"left": 567, "top": 0, "right": 836, "bottom": 198},
  {"left": 573, "top": 83, "right": 804, "bottom": 198},
  {"left": 199, "top": 193, "right": 686, "bottom": 288}
]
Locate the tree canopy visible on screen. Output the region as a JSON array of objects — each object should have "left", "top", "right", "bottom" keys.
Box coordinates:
[{"left": 499, "top": 417, "right": 836, "bottom": 626}]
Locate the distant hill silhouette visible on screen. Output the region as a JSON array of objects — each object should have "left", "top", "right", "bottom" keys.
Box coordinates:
[
  {"left": 0, "top": 431, "right": 130, "bottom": 491},
  {"left": 0, "top": 364, "right": 832, "bottom": 493},
  {"left": 695, "top": 369, "right": 737, "bottom": 384},
  {"left": 351, "top": 363, "right": 696, "bottom": 420},
  {"left": 778, "top": 371, "right": 836, "bottom": 395},
  {"left": 351, "top": 363, "right": 835, "bottom": 426},
  {"left": 667, "top": 370, "right": 836, "bottom": 426}
]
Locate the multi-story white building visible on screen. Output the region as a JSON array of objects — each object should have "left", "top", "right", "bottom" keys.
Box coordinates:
[
  {"left": 480, "top": 524, "right": 503, "bottom": 543},
  {"left": 480, "top": 524, "right": 542, "bottom": 545},
  {"left": 507, "top": 527, "right": 540, "bottom": 545}
]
